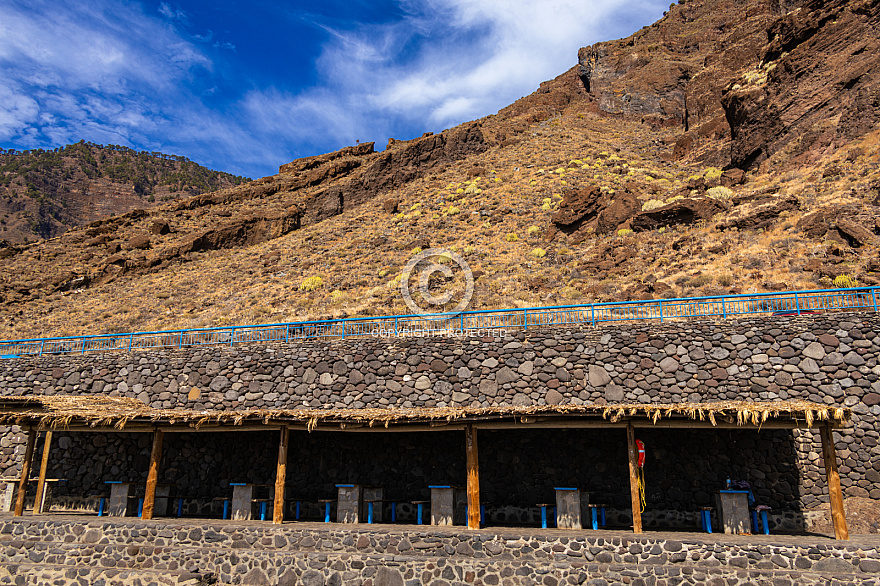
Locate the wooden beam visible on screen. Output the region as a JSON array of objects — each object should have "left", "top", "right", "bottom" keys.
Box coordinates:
[
  {"left": 626, "top": 423, "right": 643, "bottom": 534},
  {"left": 465, "top": 424, "right": 481, "bottom": 530},
  {"left": 141, "top": 430, "right": 164, "bottom": 520},
  {"left": 32, "top": 431, "right": 53, "bottom": 514},
  {"left": 273, "top": 426, "right": 289, "bottom": 525},
  {"left": 14, "top": 428, "right": 37, "bottom": 516},
  {"left": 820, "top": 423, "right": 849, "bottom": 540}
]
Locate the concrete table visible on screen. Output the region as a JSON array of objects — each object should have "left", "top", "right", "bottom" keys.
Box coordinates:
[
  {"left": 0, "top": 479, "right": 15, "bottom": 512},
  {"left": 429, "top": 485, "right": 466, "bottom": 526},
  {"left": 363, "top": 486, "right": 384, "bottom": 523},
  {"left": 230, "top": 483, "right": 271, "bottom": 521},
  {"left": 715, "top": 490, "right": 751, "bottom": 534},
  {"left": 555, "top": 487, "right": 588, "bottom": 530},
  {"left": 336, "top": 484, "right": 364, "bottom": 523},
  {"left": 105, "top": 481, "right": 136, "bottom": 517}
]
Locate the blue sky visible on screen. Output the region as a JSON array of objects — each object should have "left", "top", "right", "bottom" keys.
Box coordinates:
[{"left": 0, "top": 0, "right": 668, "bottom": 179}]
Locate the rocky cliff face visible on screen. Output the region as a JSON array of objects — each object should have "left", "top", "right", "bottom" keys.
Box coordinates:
[
  {"left": 722, "top": 0, "right": 880, "bottom": 170},
  {"left": 0, "top": 143, "right": 248, "bottom": 243},
  {"left": 578, "top": 0, "right": 813, "bottom": 166}
]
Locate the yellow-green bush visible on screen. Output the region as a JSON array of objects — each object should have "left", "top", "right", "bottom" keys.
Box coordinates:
[
  {"left": 299, "top": 276, "right": 323, "bottom": 291},
  {"left": 410, "top": 247, "right": 422, "bottom": 255},
  {"left": 330, "top": 290, "right": 350, "bottom": 305},
  {"left": 707, "top": 186, "right": 734, "bottom": 201},
  {"left": 446, "top": 206, "right": 461, "bottom": 216},
  {"left": 527, "top": 225, "right": 541, "bottom": 235},
  {"left": 704, "top": 167, "right": 723, "bottom": 180},
  {"left": 834, "top": 275, "right": 859, "bottom": 288},
  {"left": 617, "top": 228, "right": 633, "bottom": 237},
  {"left": 642, "top": 199, "right": 665, "bottom": 211},
  {"left": 505, "top": 233, "right": 519, "bottom": 242},
  {"left": 531, "top": 248, "right": 546, "bottom": 258}
]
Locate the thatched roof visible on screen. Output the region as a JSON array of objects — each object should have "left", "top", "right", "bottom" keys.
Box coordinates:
[{"left": 0, "top": 395, "right": 850, "bottom": 431}]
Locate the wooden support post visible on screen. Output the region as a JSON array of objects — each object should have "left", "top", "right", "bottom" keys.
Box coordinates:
[
  {"left": 33, "top": 431, "right": 53, "bottom": 514},
  {"left": 465, "top": 424, "right": 481, "bottom": 530},
  {"left": 626, "top": 423, "right": 643, "bottom": 534},
  {"left": 141, "top": 430, "right": 164, "bottom": 520},
  {"left": 273, "top": 426, "right": 289, "bottom": 525},
  {"left": 820, "top": 423, "right": 849, "bottom": 540},
  {"left": 14, "top": 428, "right": 37, "bottom": 516}
]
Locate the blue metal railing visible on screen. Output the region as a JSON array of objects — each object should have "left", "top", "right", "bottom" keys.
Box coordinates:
[{"left": 1, "top": 287, "right": 877, "bottom": 358}]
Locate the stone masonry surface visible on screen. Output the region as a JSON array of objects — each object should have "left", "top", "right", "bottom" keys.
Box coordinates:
[
  {"left": 1, "top": 313, "right": 879, "bottom": 525},
  {"left": 1, "top": 517, "right": 880, "bottom": 585}
]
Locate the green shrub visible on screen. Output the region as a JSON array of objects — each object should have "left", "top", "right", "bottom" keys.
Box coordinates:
[
  {"left": 299, "top": 276, "right": 323, "bottom": 291},
  {"left": 617, "top": 228, "right": 633, "bottom": 237},
  {"left": 531, "top": 248, "right": 546, "bottom": 258},
  {"left": 527, "top": 225, "right": 541, "bottom": 235},
  {"left": 684, "top": 274, "right": 713, "bottom": 289},
  {"left": 833, "top": 275, "right": 859, "bottom": 288},
  {"left": 505, "top": 233, "right": 519, "bottom": 242},
  {"left": 642, "top": 199, "right": 665, "bottom": 211},
  {"left": 707, "top": 186, "right": 734, "bottom": 201},
  {"left": 716, "top": 274, "right": 734, "bottom": 287}
]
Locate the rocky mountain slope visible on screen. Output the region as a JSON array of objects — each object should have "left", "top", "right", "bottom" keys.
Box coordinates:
[
  {"left": 0, "top": 142, "right": 249, "bottom": 242},
  {"left": 1, "top": 0, "right": 879, "bottom": 340}
]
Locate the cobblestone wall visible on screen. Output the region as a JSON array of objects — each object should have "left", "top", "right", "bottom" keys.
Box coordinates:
[
  {"left": 2, "top": 518, "right": 879, "bottom": 585},
  {"left": 2, "top": 313, "right": 879, "bottom": 520}
]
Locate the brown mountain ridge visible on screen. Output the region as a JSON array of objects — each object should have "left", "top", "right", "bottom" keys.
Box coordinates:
[{"left": 1, "top": 0, "right": 879, "bottom": 340}]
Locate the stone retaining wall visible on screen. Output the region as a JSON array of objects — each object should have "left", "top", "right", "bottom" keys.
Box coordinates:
[
  {"left": 2, "top": 313, "right": 879, "bottom": 521},
  {"left": 2, "top": 518, "right": 879, "bottom": 585}
]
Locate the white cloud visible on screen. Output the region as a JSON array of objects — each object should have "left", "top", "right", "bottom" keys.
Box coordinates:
[
  {"left": 0, "top": 0, "right": 667, "bottom": 178},
  {"left": 245, "top": 0, "right": 668, "bottom": 151}
]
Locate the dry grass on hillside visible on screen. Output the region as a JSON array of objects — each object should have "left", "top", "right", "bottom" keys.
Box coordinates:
[{"left": 2, "top": 105, "right": 879, "bottom": 340}]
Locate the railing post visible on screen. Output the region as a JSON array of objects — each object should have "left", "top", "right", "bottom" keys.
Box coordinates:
[
  {"left": 394, "top": 317, "right": 398, "bottom": 337},
  {"left": 523, "top": 309, "right": 528, "bottom": 331},
  {"left": 461, "top": 312, "right": 465, "bottom": 333},
  {"left": 873, "top": 288, "right": 878, "bottom": 313},
  {"left": 178, "top": 331, "right": 183, "bottom": 349},
  {"left": 39, "top": 340, "right": 44, "bottom": 356},
  {"left": 721, "top": 297, "right": 727, "bottom": 319},
  {"left": 591, "top": 305, "right": 595, "bottom": 327},
  {"left": 341, "top": 320, "right": 346, "bottom": 340},
  {"left": 285, "top": 324, "right": 290, "bottom": 343},
  {"left": 795, "top": 292, "right": 800, "bottom": 316},
  {"left": 81, "top": 339, "right": 85, "bottom": 354},
  {"left": 659, "top": 300, "right": 664, "bottom": 323},
  {"left": 128, "top": 334, "right": 133, "bottom": 352},
  {"left": 230, "top": 328, "right": 235, "bottom": 347}
]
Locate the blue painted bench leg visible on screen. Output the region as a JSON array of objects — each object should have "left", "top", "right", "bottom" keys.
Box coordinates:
[
  {"left": 751, "top": 510, "right": 759, "bottom": 533},
  {"left": 417, "top": 503, "right": 424, "bottom": 525},
  {"left": 391, "top": 502, "right": 397, "bottom": 523},
  {"left": 481, "top": 505, "right": 485, "bottom": 525},
  {"left": 760, "top": 510, "right": 769, "bottom": 535},
  {"left": 324, "top": 502, "right": 331, "bottom": 523},
  {"left": 553, "top": 507, "right": 557, "bottom": 528},
  {"left": 600, "top": 507, "right": 606, "bottom": 527},
  {"left": 177, "top": 498, "right": 183, "bottom": 517},
  {"left": 223, "top": 499, "right": 229, "bottom": 520},
  {"left": 591, "top": 507, "right": 598, "bottom": 530},
  {"left": 295, "top": 501, "right": 301, "bottom": 521},
  {"left": 260, "top": 501, "right": 267, "bottom": 521},
  {"left": 137, "top": 498, "right": 144, "bottom": 518},
  {"left": 541, "top": 506, "right": 547, "bottom": 529},
  {"left": 701, "top": 510, "right": 712, "bottom": 533},
  {"left": 98, "top": 497, "right": 105, "bottom": 517},
  {"left": 367, "top": 502, "right": 374, "bottom": 524}
]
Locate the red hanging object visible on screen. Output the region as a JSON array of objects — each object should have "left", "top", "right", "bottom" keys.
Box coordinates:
[{"left": 636, "top": 439, "right": 646, "bottom": 468}]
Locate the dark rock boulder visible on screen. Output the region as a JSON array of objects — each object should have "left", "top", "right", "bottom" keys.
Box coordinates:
[
  {"left": 631, "top": 198, "right": 727, "bottom": 231},
  {"left": 717, "top": 195, "right": 799, "bottom": 231},
  {"left": 597, "top": 187, "right": 642, "bottom": 233}
]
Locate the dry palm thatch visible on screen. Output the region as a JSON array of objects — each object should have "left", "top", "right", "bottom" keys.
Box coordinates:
[{"left": 0, "top": 395, "right": 850, "bottom": 431}]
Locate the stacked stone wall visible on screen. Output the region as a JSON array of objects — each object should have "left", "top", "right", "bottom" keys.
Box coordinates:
[{"left": 1, "top": 313, "right": 879, "bottom": 522}]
